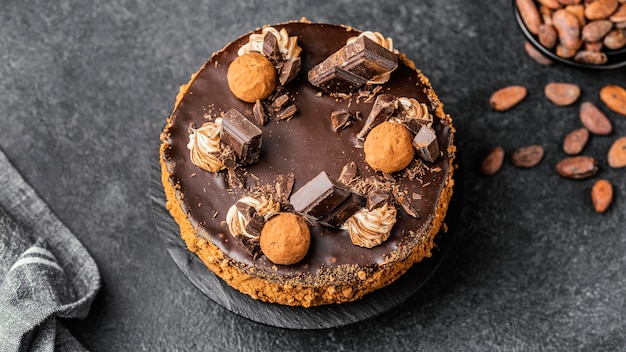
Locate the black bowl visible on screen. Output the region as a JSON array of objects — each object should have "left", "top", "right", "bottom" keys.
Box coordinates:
[{"left": 513, "top": 1, "right": 626, "bottom": 70}]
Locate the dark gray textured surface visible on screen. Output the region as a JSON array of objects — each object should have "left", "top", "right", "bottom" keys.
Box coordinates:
[{"left": 2, "top": 0, "right": 625, "bottom": 350}]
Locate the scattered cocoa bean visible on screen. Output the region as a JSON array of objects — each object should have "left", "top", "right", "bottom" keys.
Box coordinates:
[
  {"left": 555, "top": 155, "right": 598, "bottom": 179},
  {"left": 579, "top": 101, "right": 612, "bottom": 135},
  {"left": 591, "top": 179, "right": 613, "bottom": 213},
  {"left": 584, "top": 0, "right": 619, "bottom": 20},
  {"left": 481, "top": 146, "right": 505, "bottom": 175},
  {"left": 608, "top": 136, "right": 626, "bottom": 168},
  {"left": 552, "top": 9, "right": 582, "bottom": 50},
  {"left": 603, "top": 29, "right": 626, "bottom": 50},
  {"left": 600, "top": 84, "right": 626, "bottom": 116},
  {"left": 518, "top": 0, "right": 543, "bottom": 35},
  {"left": 490, "top": 85, "right": 528, "bottom": 111},
  {"left": 512, "top": 145, "right": 545, "bottom": 168},
  {"left": 563, "top": 127, "right": 590, "bottom": 155},
  {"left": 545, "top": 82, "right": 581, "bottom": 106},
  {"left": 524, "top": 41, "right": 555, "bottom": 65}
]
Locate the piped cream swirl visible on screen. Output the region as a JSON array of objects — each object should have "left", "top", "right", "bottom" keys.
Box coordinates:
[
  {"left": 226, "top": 196, "right": 280, "bottom": 239},
  {"left": 343, "top": 203, "right": 397, "bottom": 248},
  {"left": 237, "top": 27, "right": 302, "bottom": 59},
  {"left": 346, "top": 31, "right": 399, "bottom": 85},
  {"left": 187, "top": 118, "right": 225, "bottom": 173}
]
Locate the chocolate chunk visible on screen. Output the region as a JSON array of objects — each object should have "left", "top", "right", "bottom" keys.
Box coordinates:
[
  {"left": 278, "top": 57, "right": 301, "bottom": 86},
  {"left": 275, "top": 104, "right": 297, "bottom": 121},
  {"left": 235, "top": 201, "right": 266, "bottom": 238},
  {"left": 275, "top": 173, "right": 295, "bottom": 205},
  {"left": 330, "top": 110, "right": 353, "bottom": 131},
  {"left": 413, "top": 125, "right": 439, "bottom": 163},
  {"left": 338, "top": 161, "right": 358, "bottom": 184},
  {"left": 271, "top": 94, "right": 290, "bottom": 111},
  {"left": 366, "top": 190, "right": 389, "bottom": 210},
  {"left": 290, "top": 171, "right": 351, "bottom": 220},
  {"left": 356, "top": 94, "right": 397, "bottom": 140},
  {"left": 233, "top": 234, "right": 260, "bottom": 258},
  {"left": 321, "top": 193, "right": 364, "bottom": 227},
  {"left": 309, "top": 66, "right": 368, "bottom": 92},
  {"left": 308, "top": 36, "right": 398, "bottom": 92},
  {"left": 399, "top": 200, "right": 420, "bottom": 219},
  {"left": 253, "top": 100, "right": 269, "bottom": 126},
  {"left": 263, "top": 32, "right": 281, "bottom": 62},
  {"left": 220, "top": 109, "right": 263, "bottom": 165}
]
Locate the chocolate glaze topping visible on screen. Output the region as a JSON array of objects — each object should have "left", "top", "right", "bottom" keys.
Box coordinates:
[{"left": 162, "top": 22, "right": 453, "bottom": 283}]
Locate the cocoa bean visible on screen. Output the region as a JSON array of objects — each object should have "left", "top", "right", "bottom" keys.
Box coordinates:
[
  {"left": 584, "top": 41, "right": 604, "bottom": 51},
  {"left": 545, "top": 82, "right": 581, "bottom": 106},
  {"left": 579, "top": 101, "right": 612, "bottom": 135},
  {"left": 524, "top": 41, "right": 554, "bottom": 65},
  {"left": 556, "top": 44, "right": 578, "bottom": 58},
  {"left": 563, "top": 127, "right": 589, "bottom": 155},
  {"left": 610, "top": 3, "right": 626, "bottom": 22},
  {"left": 552, "top": 9, "right": 582, "bottom": 49},
  {"left": 558, "top": 0, "right": 582, "bottom": 5},
  {"left": 591, "top": 179, "right": 613, "bottom": 213},
  {"left": 540, "top": 5, "right": 555, "bottom": 24},
  {"left": 608, "top": 136, "right": 626, "bottom": 168},
  {"left": 584, "top": 0, "right": 619, "bottom": 20},
  {"left": 581, "top": 20, "right": 613, "bottom": 42},
  {"left": 603, "top": 29, "right": 626, "bottom": 50},
  {"left": 481, "top": 146, "right": 505, "bottom": 175},
  {"left": 490, "top": 85, "right": 528, "bottom": 111},
  {"left": 512, "top": 145, "right": 545, "bottom": 168},
  {"left": 517, "top": 0, "right": 543, "bottom": 35},
  {"left": 539, "top": 24, "right": 559, "bottom": 48},
  {"left": 573, "top": 50, "right": 608, "bottom": 64},
  {"left": 566, "top": 4, "right": 587, "bottom": 26},
  {"left": 538, "top": 0, "right": 562, "bottom": 9},
  {"left": 555, "top": 156, "right": 598, "bottom": 179},
  {"left": 600, "top": 84, "right": 626, "bottom": 116}
]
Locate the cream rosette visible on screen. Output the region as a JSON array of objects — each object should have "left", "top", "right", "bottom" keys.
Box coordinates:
[
  {"left": 237, "top": 27, "right": 302, "bottom": 59},
  {"left": 226, "top": 196, "right": 280, "bottom": 239},
  {"left": 343, "top": 203, "right": 397, "bottom": 248},
  {"left": 187, "top": 118, "right": 225, "bottom": 173}
]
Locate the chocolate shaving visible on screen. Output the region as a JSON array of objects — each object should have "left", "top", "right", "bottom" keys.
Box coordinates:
[{"left": 330, "top": 110, "right": 353, "bottom": 131}]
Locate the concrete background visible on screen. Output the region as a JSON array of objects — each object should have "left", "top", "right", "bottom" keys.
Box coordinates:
[{"left": 2, "top": 0, "right": 625, "bottom": 350}]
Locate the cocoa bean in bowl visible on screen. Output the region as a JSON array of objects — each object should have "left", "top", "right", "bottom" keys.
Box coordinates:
[{"left": 514, "top": 0, "right": 626, "bottom": 69}]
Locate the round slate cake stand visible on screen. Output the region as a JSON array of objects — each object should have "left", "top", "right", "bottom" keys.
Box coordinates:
[{"left": 151, "top": 157, "right": 463, "bottom": 329}]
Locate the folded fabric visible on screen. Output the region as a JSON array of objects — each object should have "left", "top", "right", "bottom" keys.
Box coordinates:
[{"left": 0, "top": 149, "right": 101, "bottom": 352}]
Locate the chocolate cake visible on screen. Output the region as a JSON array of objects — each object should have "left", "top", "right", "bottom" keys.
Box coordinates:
[{"left": 159, "top": 20, "right": 456, "bottom": 307}]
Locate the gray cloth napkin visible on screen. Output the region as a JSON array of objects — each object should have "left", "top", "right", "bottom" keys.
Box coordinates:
[{"left": 0, "top": 149, "right": 100, "bottom": 351}]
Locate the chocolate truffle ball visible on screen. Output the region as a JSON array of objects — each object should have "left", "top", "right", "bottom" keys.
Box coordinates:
[
  {"left": 364, "top": 121, "right": 415, "bottom": 173},
  {"left": 227, "top": 52, "right": 277, "bottom": 103},
  {"left": 260, "top": 213, "right": 310, "bottom": 265}
]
